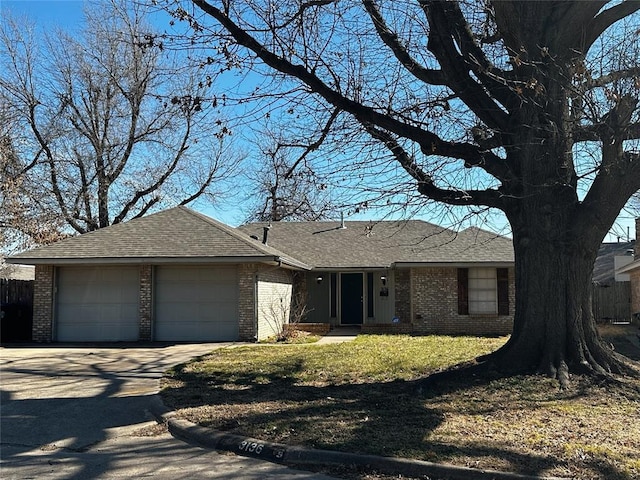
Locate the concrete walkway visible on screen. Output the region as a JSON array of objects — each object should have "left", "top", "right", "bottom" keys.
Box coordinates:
[{"left": 314, "top": 327, "right": 360, "bottom": 345}]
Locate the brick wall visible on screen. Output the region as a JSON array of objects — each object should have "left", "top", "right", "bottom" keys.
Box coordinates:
[
  {"left": 237, "top": 264, "right": 256, "bottom": 341},
  {"left": 32, "top": 265, "right": 54, "bottom": 342},
  {"left": 236, "top": 264, "right": 294, "bottom": 341},
  {"left": 394, "top": 268, "right": 411, "bottom": 324},
  {"left": 139, "top": 265, "right": 152, "bottom": 341},
  {"left": 411, "top": 266, "right": 515, "bottom": 335}
]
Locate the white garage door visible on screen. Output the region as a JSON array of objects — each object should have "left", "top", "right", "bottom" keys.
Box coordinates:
[
  {"left": 154, "top": 266, "right": 239, "bottom": 341},
  {"left": 56, "top": 266, "right": 139, "bottom": 342}
]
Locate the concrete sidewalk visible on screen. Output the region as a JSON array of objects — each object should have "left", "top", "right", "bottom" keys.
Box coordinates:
[{"left": 314, "top": 327, "right": 360, "bottom": 345}]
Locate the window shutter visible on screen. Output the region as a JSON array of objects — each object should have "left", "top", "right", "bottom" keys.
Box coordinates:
[
  {"left": 497, "top": 268, "right": 509, "bottom": 315},
  {"left": 457, "top": 268, "right": 469, "bottom": 315}
]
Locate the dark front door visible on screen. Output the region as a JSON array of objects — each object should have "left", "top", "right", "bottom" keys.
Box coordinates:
[{"left": 340, "top": 273, "right": 363, "bottom": 324}]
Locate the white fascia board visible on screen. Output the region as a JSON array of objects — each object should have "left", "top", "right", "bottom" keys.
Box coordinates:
[
  {"left": 392, "top": 261, "right": 514, "bottom": 268},
  {"left": 616, "top": 258, "right": 640, "bottom": 274}
]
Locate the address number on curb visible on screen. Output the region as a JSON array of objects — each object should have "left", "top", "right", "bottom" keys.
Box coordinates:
[
  {"left": 236, "top": 440, "right": 286, "bottom": 460},
  {"left": 238, "top": 441, "right": 264, "bottom": 454}
]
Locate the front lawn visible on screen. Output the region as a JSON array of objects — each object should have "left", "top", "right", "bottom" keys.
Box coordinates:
[{"left": 160, "top": 333, "right": 640, "bottom": 480}]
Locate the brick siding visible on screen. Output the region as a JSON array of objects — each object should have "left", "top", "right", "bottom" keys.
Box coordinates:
[
  {"left": 139, "top": 265, "right": 152, "bottom": 341},
  {"left": 32, "top": 265, "right": 54, "bottom": 342},
  {"left": 394, "top": 268, "right": 411, "bottom": 324},
  {"left": 237, "top": 264, "right": 256, "bottom": 341},
  {"left": 410, "top": 266, "right": 515, "bottom": 335}
]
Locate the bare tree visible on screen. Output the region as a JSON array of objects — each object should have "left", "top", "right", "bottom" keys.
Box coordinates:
[
  {"left": 245, "top": 128, "right": 340, "bottom": 222},
  {"left": 0, "top": 0, "right": 240, "bottom": 235},
  {"left": 0, "top": 107, "right": 66, "bottom": 255},
  {"left": 160, "top": 0, "right": 640, "bottom": 384}
]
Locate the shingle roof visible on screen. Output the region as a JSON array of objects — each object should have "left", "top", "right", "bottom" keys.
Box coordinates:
[
  {"left": 7, "top": 207, "right": 307, "bottom": 268},
  {"left": 238, "top": 220, "right": 514, "bottom": 269},
  {"left": 8, "top": 208, "right": 514, "bottom": 269}
]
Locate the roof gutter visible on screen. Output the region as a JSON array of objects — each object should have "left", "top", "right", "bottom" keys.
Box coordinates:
[
  {"left": 4, "top": 255, "right": 310, "bottom": 269},
  {"left": 616, "top": 258, "right": 640, "bottom": 274},
  {"left": 392, "top": 261, "right": 514, "bottom": 268}
]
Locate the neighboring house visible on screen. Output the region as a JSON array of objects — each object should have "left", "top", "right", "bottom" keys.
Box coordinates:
[
  {"left": 592, "top": 240, "right": 635, "bottom": 323},
  {"left": 0, "top": 263, "right": 35, "bottom": 281},
  {"left": 616, "top": 218, "right": 640, "bottom": 323},
  {"left": 593, "top": 241, "right": 636, "bottom": 287},
  {"left": 7, "top": 206, "right": 515, "bottom": 343}
]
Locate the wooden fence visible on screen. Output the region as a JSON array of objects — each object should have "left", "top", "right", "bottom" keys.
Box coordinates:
[
  {"left": 1, "top": 279, "right": 34, "bottom": 342},
  {"left": 592, "top": 282, "right": 632, "bottom": 323}
]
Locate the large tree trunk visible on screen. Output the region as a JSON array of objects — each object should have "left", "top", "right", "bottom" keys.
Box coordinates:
[{"left": 487, "top": 203, "right": 636, "bottom": 386}]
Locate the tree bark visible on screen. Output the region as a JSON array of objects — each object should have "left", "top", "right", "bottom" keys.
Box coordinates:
[{"left": 487, "top": 185, "right": 638, "bottom": 385}]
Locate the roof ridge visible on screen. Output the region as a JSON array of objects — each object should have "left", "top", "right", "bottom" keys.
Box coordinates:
[
  {"left": 178, "top": 206, "right": 279, "bottom": 255},
  {"left": 242, "top": 218, "right": 447, "bottom": 229},
  {"left": 179, "top": 207, "right": 308, "bottom": 267}
]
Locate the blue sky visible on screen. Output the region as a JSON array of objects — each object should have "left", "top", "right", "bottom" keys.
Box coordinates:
[
  {"left": 1, "top": 1, "right": 84, "bottom": 28},
  {"left": 2, "top": 0, "right": 637, "bottom": 241}
]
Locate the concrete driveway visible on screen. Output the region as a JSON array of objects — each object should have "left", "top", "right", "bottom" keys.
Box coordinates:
[{"left": 0, "top": 343, "right": 338, "bottom": 479}]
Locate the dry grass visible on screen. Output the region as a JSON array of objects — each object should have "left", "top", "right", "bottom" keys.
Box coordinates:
[{"left": 160, "top": 328, "right": 640, "bottom": 480}]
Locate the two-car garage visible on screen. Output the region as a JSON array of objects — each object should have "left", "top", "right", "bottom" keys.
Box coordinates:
[{"left": 54, "top": 265, "right": 239, "bottom": 342}]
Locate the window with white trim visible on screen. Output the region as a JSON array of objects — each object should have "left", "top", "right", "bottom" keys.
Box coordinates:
[
  {"left": 468, "top": 267, "right": 497, "bottom": 314},
  {"left": 457, "top": 267, "right": 509, "bottom": 316}
]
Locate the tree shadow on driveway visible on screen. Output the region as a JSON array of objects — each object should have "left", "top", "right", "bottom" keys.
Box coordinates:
[{"left": 0, "top": 345, "right": 225, "bottom": 480}]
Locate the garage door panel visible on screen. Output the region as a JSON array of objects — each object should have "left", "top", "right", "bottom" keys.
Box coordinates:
[
  {"left": 56, "top": 266, "right": 139, "bottom": 342},
  {"left": 156, "top": 266, "right": 236, "bottom": 282},
  {"left": 58, "top": 319, "right": 139, "bottom": 342},
  {"left": 157, "top": 283, "right": 238, "bottom": 302},
  {"left": 155, "top": 266, "right": 239, "bottom": 342},
  {"left": 159, "top": 300, "right": 236, "bottom": 318}
]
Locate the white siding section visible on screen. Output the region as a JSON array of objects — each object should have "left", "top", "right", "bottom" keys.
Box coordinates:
[
  {"left": 372, "top": 270, "right": 396, "bottom": 323},
  {"left": 56, "top": 266, "right": 139, "bottom": 342},
  {"left": 256, "top": 270, "right": 293, "bottom": 341}
]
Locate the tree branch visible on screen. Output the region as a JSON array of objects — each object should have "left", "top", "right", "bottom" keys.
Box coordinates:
[
  {"left": 112, "top": 113, "right": 192, "bottom": 225},
  {"left": 423, "top": 1, "right": 512, "bottom": 130},
  {"left": 585, "top": 1, "right": 640, "bottom": 52},
  {"left": 278, "top": 106, "right": 340, "bottom": 179},
  {"left": 362, "top": 0, "right": 447, "bottom": 86},
  {"left": 192, "top": 0, "right": 506, "bottom": 172},
  {"left": 364, "top": 123, "right": 505, "bottom": 209},
  {"left": 586, "top": 66, "right": 640, "bottom": 89}
]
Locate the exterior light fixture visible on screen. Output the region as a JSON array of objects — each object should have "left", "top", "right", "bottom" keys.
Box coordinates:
[
  {"left": 316, "top": 275, "right": 324, "bottom": 284},
  {"left": 380, "top": 275, "right": 387, "bottom": 286}
]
